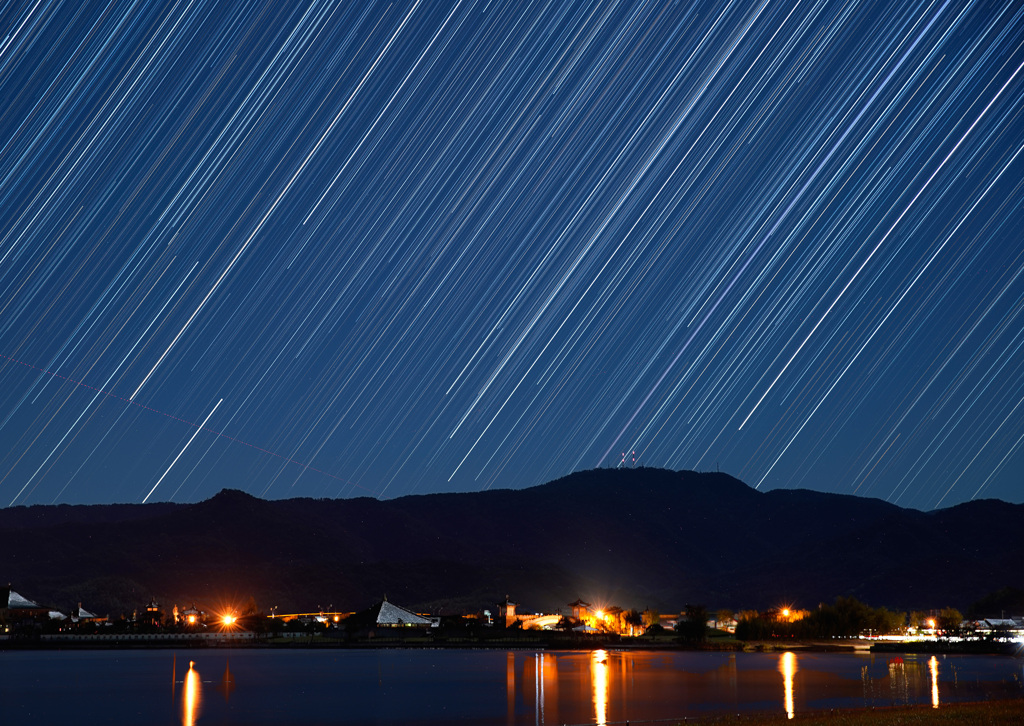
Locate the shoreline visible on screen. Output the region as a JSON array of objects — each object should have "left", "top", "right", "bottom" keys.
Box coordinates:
[
  {"left": 2, "top": 632, "right": 1020, "bottom": 655},
  {"left": 690, "top": 699, "right": 1024, "bottom": 724}
]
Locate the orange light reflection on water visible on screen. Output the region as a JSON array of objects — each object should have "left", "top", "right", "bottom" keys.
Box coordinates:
[
  {"left": 929, "top": 656, "right": 940, "bottom": 708},
  {"left": 183, "top": 660, "right": 202, "bottom": 726},
  {"left": 506, "top": 651, "right": 515, "bottom": 726},
  {"left": 779, "top": 651, "right": 797, "bottom": 719},
  {"left": 591, "top": 649, "right": 609, "bottom": 725}
]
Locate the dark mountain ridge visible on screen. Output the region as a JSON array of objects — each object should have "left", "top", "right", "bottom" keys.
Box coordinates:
[{"left": 2, "top": 469, "right": 1020, "bottom": 617}]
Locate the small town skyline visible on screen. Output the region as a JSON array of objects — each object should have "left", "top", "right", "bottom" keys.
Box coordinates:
[{"left": 7, "top": 582, "right": 1024, "bottom": 650}]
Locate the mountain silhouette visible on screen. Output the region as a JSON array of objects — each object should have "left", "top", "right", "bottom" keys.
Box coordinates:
[{"left": 2, "top": 469, "right": 1020, "bottom": 616}]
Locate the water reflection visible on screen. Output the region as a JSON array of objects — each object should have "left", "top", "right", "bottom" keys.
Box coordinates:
[
  {"left": 591, "top": 649, "right": 608, "bottom": 725},
  {"left": 159, "top": 649, "right": 1017, "bottom": 726},
  {"left": 534, "top": 652, "right": 557, "bottom": 725},
  {"left": 778, "top": 652, "right": 797, "bottom": 719},
  {"left": 218, "top": 659, "right": 235, "bottom": 702},
  {"left": 507, "top": 651, "right": 515, "bottom": 726},
  {"left": 182, "top": 660, "right": 201, "bottom": 726},
  {"left": 887, "top": 657, "right": 907, "bottom": 704},
  {"left": 536, "top": 653, "right": 546, "bottom": 725},
  {"left": 6, "top": 649, "right": 1020, "bottom": 726}
]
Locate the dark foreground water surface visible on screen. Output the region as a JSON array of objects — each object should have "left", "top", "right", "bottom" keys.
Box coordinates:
[{"left": 2, "top": 648, "right": 1022, "bottom": 725}]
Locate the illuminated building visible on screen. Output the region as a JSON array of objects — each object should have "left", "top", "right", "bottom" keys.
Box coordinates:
[
  {"left": 498, "top": 596, "right": 519, "bottom": 628},
  {"left": 567, "top": 598, "right": 591, "bottom": 621},
  {"left": 137, "top": 599, "right": 162, "bottom": 628},
  {"left": 180, "top": 603, "right": 205, "bottom": 627},
  {"left": 72, "top": 602, "right": 107, "bottom": 627},
  {"left": 1, "top": 586, "right": 53, "bottom": 630},
  {"left": 497, "top": 596, "right": 561, "bottom": 630}
]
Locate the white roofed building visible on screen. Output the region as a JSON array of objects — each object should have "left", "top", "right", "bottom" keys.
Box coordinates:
[
  {"left": 2, "top": 585, "right": 53, "bottom": 631},
  {"left": 374, "top": 597, "right": 439, "bottom": 628},
  {"left": 73, "top": 603, "right": 106, "bottom": 624},
  {"left": 972, "top": 618, "right": 1024, "bottom": 638}
]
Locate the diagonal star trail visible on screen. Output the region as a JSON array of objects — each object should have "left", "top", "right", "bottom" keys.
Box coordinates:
[{"left": 0, "top": 0, "right": 1022, "bottom": 509}]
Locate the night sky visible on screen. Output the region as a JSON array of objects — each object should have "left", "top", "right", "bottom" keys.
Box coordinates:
[{"left": 2, "top": 1, "right": 1023, "bottom": 509}]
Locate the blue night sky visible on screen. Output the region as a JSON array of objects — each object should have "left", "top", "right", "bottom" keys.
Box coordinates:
[{"left": 1, "top": 1, "right": 1023, "bottom": 509}]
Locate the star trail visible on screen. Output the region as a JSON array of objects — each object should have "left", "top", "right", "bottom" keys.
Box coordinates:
[{"left": 1, "top": 0, "right": 1023, "bottom": 509}]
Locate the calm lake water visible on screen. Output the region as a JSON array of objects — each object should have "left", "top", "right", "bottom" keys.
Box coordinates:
[{"left": 2, "top": 648, "right": 1022, "bottom": 725}]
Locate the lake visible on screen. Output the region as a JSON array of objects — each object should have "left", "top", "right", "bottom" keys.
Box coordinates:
[{"left": 1, "top": 648, "right": 1022, "bottom": 724}]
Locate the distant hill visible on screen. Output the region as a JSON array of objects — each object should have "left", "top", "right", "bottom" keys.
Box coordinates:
[{"left": 2, "top": 468, "right": 1021, "bottom": 617}]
